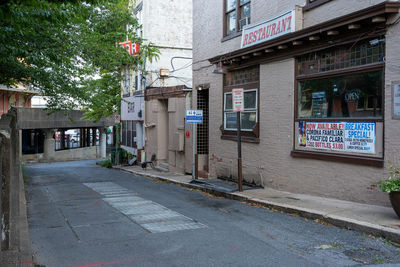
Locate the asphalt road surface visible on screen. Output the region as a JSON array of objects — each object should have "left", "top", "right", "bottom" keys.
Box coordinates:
[{"left": 25, "top": 160, "right": 400, "bottom": 267}]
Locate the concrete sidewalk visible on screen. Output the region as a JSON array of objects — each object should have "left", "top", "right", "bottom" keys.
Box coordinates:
[{"left": 117, "top": 165, "right": 400, "bottom": 243}]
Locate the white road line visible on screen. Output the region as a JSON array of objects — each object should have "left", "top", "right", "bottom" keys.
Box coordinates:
[{"left": 83, "top": 182, "right": 206, "bottom": 233}]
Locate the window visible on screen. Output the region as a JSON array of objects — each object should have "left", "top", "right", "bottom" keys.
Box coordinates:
[
  {"left": 297, "top": 39, "right": 384, "bottom": 76},
  {"left": 224, "top": 89, "right": 257, "bottom": 130},
  {"left": 224, "top": 0, "right": 251, "bottom": 36},
  {"left": 294, "top": 38, "right": 385, "bottom": 163},
  {"left": 298, "top": 71, "right": 383, "bottom": 119},
  {"left": 297, "top": 39, "right": 384, "bottom": 119},
  {"left": 222, "top": 65, "right": 259, "bottom": 141},
  {"left": 121, "top": 120, "right": 137, "bottom": 148}
]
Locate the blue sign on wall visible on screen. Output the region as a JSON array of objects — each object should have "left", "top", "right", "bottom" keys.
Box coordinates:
[{"left": 186, "top": 110, "right": 203, "bottom": 123}]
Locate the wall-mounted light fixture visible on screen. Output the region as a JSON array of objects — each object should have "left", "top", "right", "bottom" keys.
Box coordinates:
[
  {"left": 196, "top": 83, "right": 210, "bottom": 91},
  {"left": 213, "top": 61, "right": 227, "bottom": 74}
]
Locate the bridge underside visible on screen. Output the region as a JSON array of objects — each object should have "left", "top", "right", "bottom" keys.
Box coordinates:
[{"left": 14, "top": 108, "right": 114, "bottom": 161}]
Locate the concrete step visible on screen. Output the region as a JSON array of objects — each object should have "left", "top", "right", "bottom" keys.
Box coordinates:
[{"left": 159, "top": 162, "right": 169, "bottom": 170}]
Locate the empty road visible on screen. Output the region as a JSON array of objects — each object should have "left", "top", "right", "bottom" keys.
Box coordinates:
[{"left": 25, "top": 160, "right": 400, "bottom": 267}]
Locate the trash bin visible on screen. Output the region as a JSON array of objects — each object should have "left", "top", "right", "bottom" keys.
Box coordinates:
[{"left": 111, "top": 149, "right": 122, "bottom": 165}]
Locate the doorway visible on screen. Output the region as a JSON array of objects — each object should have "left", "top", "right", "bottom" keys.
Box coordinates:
[{"left": 197, "top": 89, "right": 209, "bottom": 177}]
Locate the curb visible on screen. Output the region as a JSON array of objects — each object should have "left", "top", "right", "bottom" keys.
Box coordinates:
[{"left": 116, "top": 167, "right": 400, "bottom": 243}]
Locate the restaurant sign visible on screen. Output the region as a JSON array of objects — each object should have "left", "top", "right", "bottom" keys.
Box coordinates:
[{"left": 241, "top": 10, "right": 295, "bottom": 49}]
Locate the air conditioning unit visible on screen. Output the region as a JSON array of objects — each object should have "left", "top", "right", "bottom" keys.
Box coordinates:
[{"left": 239, "top": 17, "right": 250, "bottom": 30}]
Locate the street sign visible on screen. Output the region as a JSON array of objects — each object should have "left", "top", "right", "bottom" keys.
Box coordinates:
[
  {"left": 186, "top": 110, "right": 203, "bottom": 123},
  {"left": 232, "top": 88, "right": 244, "bottom": 112}
]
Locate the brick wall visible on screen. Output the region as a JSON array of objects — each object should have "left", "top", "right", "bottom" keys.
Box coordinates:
[{"left": 193, "top": 0, "right": 400, "bottom": 206}]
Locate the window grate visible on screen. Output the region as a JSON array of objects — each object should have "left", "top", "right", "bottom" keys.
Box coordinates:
[{"left": 197, "top": 90, "right": 208, "bottom": 155}]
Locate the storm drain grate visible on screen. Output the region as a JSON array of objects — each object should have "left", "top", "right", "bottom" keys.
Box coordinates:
[{"left": 83, "top": 182, "right": 206, "bottom": 233}]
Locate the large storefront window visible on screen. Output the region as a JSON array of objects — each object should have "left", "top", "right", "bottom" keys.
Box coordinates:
[
  {"left": 293, "top": 38, "right": 385, "bottom": 164},
  {"left": 298, "top": 71, "right": 382, "bottom": 118}
]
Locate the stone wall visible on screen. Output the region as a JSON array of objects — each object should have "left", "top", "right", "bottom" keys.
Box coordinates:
[
  {"left": 23, "top": 146, "right": 101, "bottom": 162},
  {"left": 0, "top": 110, "right": 32, "bottom": 264}
]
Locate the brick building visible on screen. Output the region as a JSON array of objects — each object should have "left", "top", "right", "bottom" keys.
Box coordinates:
[
  {"left": 0, "top": 84, "right": 37, "bottom": 117},
  {"left": 192, "top": 0, "right": 400, "bottom": 206}
]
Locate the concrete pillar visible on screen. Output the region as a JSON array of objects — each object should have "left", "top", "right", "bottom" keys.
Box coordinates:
[
  {"left": 86, "top": 128, "right": 90, "bottom": 147},
  {"left": 19, "top": 129, "right": 22, "bottom": 158},
  {"left": 79, "top": 128, "right": 83, "bottom": 147},
  {"left": 60, "top": 130, "right": 65, "bottom": 150},
  {"left": 92, "top": 127, "right": 97, "bottom": 146},
  {"left": 43, "top": 129, "right": 56, "bottom": 160},
  {"left": 100, "top": 128, "right": 107, "bottom": 158}
]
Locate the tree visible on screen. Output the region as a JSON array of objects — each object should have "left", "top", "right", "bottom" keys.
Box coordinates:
[{"left": 0, "top": 0, "right": 159, "bottom": 121}]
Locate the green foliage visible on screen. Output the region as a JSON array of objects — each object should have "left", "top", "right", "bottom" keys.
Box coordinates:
[
  {"left": 100, "top": 158, "right": 112, "bottom": 168},
  {"left": 378, "top": 165, "right": 400, "bottom": 193},
  {"left": 120, "top": 148, "right": 134, "bottom": 164},
  {"left": 0, "top": 0, "right": 159, "bottom": 121},
  {"left": 20, "top": 160, "right": 29, "bottom": 183}
]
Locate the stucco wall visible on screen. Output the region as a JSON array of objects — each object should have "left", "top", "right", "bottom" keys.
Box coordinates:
[
  {"left": 193, "top": 0, "right": 400, "bottom": 206},
  {"left": 142, "top": 0, "right": 192, "bottom": 48},
  {"left": 145, "top": 48, "right": 192, "bottom": 88},
  {"left": 145, "top": 97, "right": 187, "bottom": 173},
  {"left": 142, "top": 0, "right": 193, "bottom": 89}
]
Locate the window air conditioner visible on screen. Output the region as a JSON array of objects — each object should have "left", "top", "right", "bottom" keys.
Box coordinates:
[{"left": 239, "top": 17, "right": 250, "bottom": 30}]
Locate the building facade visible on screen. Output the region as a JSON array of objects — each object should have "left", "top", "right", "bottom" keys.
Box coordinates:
[
  {"left": 121, "top": 0, "right": 192, "bottom": 173},
  {"left": 0, "top": 84, "right": 37, "bottom": 117},
  {"left": 193, "top": 0, "right": 400, "bottom": 206}
]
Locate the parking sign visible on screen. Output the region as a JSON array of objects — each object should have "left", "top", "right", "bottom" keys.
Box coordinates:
[
  {"left": 232, "top": 88, "right": 244, "bottom": 112},
  {"left": 186, "top": 110, "right": 203, "bottom": 123}
]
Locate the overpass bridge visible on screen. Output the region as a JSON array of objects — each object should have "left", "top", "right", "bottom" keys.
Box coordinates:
[{"left": 15, "top": 107, "right": 114, "bottom": 161}]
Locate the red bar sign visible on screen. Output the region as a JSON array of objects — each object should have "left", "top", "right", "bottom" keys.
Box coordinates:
[
  {"left": 119, "top": 41, "right": 140, "bottom": 56},
  {"left": 232, "top": 88, "right": 244, "bottom": 112}
]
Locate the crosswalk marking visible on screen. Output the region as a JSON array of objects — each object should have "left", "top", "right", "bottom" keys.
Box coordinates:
[{"left": 83, "top": 182, "right": 206, "bottom": 233}]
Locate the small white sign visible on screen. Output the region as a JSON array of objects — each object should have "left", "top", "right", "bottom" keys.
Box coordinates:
[
  {"left": 394, "top": 82, "right": 400, "bottom": 119},
  {"left": 115, "top": 115, "right": 121, "bottom": 124},
  {"left": 186, "top": 110, "right": 203, "bottom": 123},
  {"left": 232, "top": 88, "right": 244, "bottom": 112}
]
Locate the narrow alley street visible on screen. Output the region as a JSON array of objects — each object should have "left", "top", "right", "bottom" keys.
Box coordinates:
[{"left": 26, "top": 160, "right": 400, "bottom": 267}]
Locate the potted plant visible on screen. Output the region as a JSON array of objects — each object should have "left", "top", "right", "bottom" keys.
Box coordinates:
[{"left": 379, "top": 165, "right": 400, "bottom": 218}]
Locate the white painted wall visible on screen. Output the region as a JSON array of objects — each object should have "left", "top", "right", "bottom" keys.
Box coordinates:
[{"left": 140, "top": 0, "right": 193, "bottom": 89}]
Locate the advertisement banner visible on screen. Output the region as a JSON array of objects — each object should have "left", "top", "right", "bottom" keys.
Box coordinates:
[{"left": 298, "top": 122, "right": 375, "bottom": 154}]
